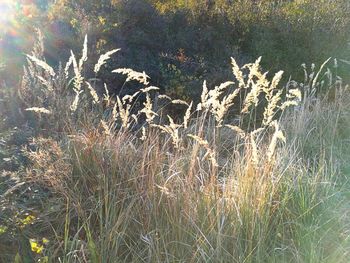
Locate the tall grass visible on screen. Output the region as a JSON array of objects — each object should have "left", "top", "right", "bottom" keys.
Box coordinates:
[{"left": 1, "top": 34, "right": 349, "bottom": 263}]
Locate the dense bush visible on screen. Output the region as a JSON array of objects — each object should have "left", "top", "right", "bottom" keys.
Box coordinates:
[{"left": 1, "top": 0, "right": 349, "bottom": 98}]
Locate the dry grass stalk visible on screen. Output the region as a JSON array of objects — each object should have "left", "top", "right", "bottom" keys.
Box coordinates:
[
  {"left": 225, "top": 125, "right": 246, "bottom": 138},
  {"left": 26, "top": 55, "right": 56, "bottom": 77},
  {"left": 158, "top": 94, "right": 172, "bottom": 101},
  {"left": 94, "top": 49, "right": 120, "bottom": 74},
  {"left": 24, "top": 138, "right": 71, "bottom": 189},
  {"left": 70, "top": 89, "right": 83, "bottom": 112},
  {"left": 214, "top": 87, "right": 241, "bottom": 126},
  {"left": 152, "top": 115, "right": 181, "bottom": 148},
  {"left": 100, "top": 120, "right": 111, "bottom": 136},
  {"left": 25, "top": 107, "right": 52, "bottom": 114},
  {"left": 78, "top": 35, "right": 88, "bottom": 70},
  {"left": 197, "top": 80, "right": 240, "bottom": 125},
  {"left": 140, "top": 93, "right": 158, "bottom": 124},
  {"left": 112, "top": 102, "right": 118, "bottom": 120},
  {"left": 103, "top": 83, "right": 111, "bottom": 107},
  {"left": 280, "top": 88, "right": 302, "bottom": 110},
  {"left": 171, "top": 99, "right": 189, "bottom": 106},
  {"left": 263, "top": 71, "right": 284, "bottom": 99},
  {"left": 64, "top": 53, "right": 74, "bottom": 79},
  {"left": 112, "top": 68, "right": 150, "bottom": 85},
  {"left": 122, "top": 91, "right": 140, "bottom": 104},
  {"left": 85, "top": 81, "right": 100, "bottom": 104},
  {"left": 140, "top": 126, "right": 147, "bottom": 141},
  {"left": 267, "top": 121, "right": 285, "bottom": 162},
  {"left": 36, "top": 75, "right": 53, "bottom": 91},
  {"left": 116, "top": 96, "right": 131, "bottom": 128},
  {"left": 241, "top": 79, "right": 265, "bottom": 114},
  {"left": 196, "top": 80, "right": 209, "bottom": 111},
  {"left": 249, "top": 133, "right": 259, "bottom": 167},
  {"left": 183, "top": 101, "right": 193, "bottom": 129},
  {"left": 262, "top": 89, "right": 283, "bottom": 126},
  {"left": 70, "top": 50, "right": 83, "bottom": 92},
  {"left": 187, "top": 134, "right": 218, "bottom": 167},
  {"left": 140, "top": 86, "right": 159, "bottom": 93},
  {"left": 231, "top": 57, "right": 245, "bottom": 88}
]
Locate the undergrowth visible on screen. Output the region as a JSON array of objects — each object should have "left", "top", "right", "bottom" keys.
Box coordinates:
[{"left": 0, "top": 33, "right": 349, "bottom": 263}]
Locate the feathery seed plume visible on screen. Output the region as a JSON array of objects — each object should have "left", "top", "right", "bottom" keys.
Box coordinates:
[
  {"left": 183, "top": 101, "right": 193, "bottom": 129},
  {"left": 26, "top": 107, "right": 51, "bottom": 114},
  {"left": 26, "top": 55, "right": 56, "bottom": 77},
  {"left": 113, "top": 68, "right": 150, "bottom": 85},
  {"left": 94, "top": 49, "right": 120, "bottom": 74},
  {"left": 188, "top": 134, "right": 218, "bottom": 167},
  {"left": 85, "top": 82, "right": 100, "bottom": 104}
]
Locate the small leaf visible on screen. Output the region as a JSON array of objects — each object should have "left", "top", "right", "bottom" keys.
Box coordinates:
[{"left": 13, "top": 253, "right": 22, "bottom": 263}]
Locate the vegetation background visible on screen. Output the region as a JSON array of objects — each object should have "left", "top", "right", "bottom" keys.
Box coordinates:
[
  {"left": 1, "top": 0, "right": 350, "bottom": 262},
  {"left": 2, "top": 0, "right": 350, "bottom": 97}
]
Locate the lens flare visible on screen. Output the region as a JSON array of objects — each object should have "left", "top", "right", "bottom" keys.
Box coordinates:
[
  {"left": 0, "top": 0, "right": 23, "bottom": 80},
  {"left": 0, "top": 0, "right": 16, "bottom": 24}
]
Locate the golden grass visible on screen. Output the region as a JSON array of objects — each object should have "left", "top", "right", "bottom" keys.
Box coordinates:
[{"left": 2, "top": 33, "right": 349, "bottom": 263}]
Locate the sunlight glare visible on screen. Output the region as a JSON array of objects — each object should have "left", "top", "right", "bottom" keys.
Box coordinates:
[{"left": 0, "top": 0, "right": 16, "bottom": 24}]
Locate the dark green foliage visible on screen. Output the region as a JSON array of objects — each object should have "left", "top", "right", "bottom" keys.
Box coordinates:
[{"left": 1, "top": 0, "right": 350, "bottom": 98}]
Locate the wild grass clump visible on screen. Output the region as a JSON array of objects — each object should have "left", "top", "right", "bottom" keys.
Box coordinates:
[{"left": 1, "top": 35, "right": 349, "bottom": 262}]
